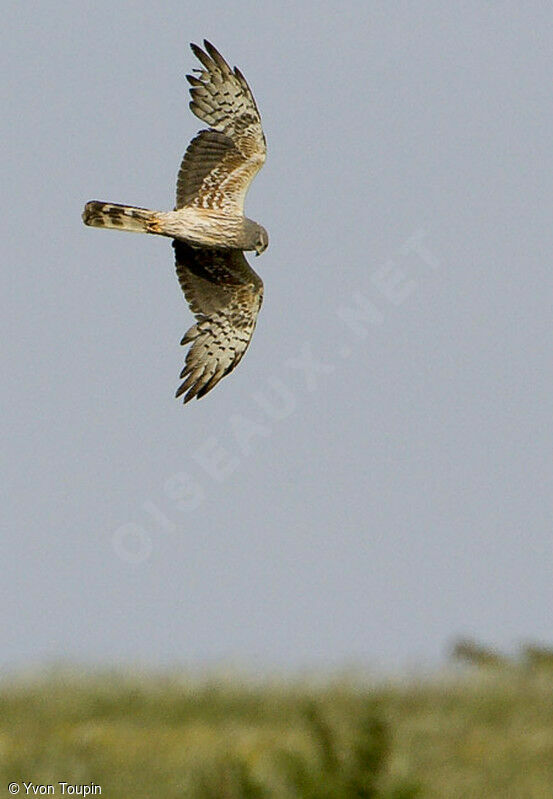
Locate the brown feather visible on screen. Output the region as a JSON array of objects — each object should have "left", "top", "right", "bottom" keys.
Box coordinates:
[
  {"left": 174, "top": 41, "right": 266, "bottom": 214},
  {"left": 173, "top": 240, "right": 263, "bottom": 403}
]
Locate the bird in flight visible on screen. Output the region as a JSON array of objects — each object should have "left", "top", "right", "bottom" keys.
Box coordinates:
[{"left": 82, "top": 41, "right": 268, "bottom": 403}]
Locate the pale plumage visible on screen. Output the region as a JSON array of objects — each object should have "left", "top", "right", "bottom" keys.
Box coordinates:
[{"left": 82, "top": 41, "right": 268, "bottom": 403}]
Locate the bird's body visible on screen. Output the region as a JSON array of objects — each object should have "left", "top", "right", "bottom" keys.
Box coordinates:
[
  {"left": 82, "top": 202, "right": 264, "bottom": 251},
  {"left": 82, "top": 41, "right": 268, "bottom": 403}
]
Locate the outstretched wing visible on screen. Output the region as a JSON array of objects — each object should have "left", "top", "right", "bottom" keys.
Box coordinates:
[
  {"left": 175, "top": 40, "right": 266, "bottom": 213},
  {"left": 173, "top": 240, "right": 263, "bottom": 403}
]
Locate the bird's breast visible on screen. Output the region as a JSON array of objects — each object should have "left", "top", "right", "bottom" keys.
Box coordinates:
[{"left": 161, "top": 208, "right": 244, "bottom": 248}]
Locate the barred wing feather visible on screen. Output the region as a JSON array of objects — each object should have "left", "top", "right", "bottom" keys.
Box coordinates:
[
  {"left": 175, "top": 40, "right": 266, "bottom": 213},
  {"left": 173, "top": 240, "right": 263, "bottom": 403}
]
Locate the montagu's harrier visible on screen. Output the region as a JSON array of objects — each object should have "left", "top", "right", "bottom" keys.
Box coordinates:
[{"left": 82, "top": 41, "right": 267, "bottom": 403}]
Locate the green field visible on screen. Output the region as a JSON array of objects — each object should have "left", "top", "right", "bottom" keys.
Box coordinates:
[{"left": 2, "top": 653, "right": 553, "bottom": 798}]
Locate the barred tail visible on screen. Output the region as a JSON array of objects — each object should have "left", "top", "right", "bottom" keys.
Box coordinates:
[{"left": 82, "top": 201, "right": 162, "bottom": 233}]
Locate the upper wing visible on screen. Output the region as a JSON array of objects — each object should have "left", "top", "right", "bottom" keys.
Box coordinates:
[
  {"left": 173, "top": 240, "right": 263, "bottom": 403},
  {"left": 175, "top": 40, "right": 266, "bottom": 213}
]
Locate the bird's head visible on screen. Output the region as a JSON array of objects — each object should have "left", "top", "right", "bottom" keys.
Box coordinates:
[{"left": 254, "top": 225, "right": 269, "bottom": 256}]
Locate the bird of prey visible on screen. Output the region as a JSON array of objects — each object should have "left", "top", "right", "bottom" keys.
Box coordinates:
[{"left": 82, "top": 41, "right": 268, "bottom": 403}]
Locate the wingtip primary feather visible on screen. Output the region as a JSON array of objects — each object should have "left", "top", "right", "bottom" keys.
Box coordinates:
[
  {"left": 175, "top": 383, "right": 195, "bottom": 403},
  {"left": 186, "top": 73, "right": 202, "bottom": 87},
  {"left": 175, "top": 372, "right": 198, "bottom": 401},
  {"left": 203, "top": 40, "right": 231, "bottom": 74},
  {"left": 190, "top": 41, "right": 216, "bottom": 72}
]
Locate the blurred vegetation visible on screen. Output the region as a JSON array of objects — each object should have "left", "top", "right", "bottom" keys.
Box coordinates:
[{"left": 1, "top": 641, "right": 553, "bottom": 798}]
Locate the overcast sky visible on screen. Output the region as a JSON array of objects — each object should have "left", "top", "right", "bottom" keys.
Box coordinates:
[{"left": 2, "top": 1, "right": 552, "bottom": 673}]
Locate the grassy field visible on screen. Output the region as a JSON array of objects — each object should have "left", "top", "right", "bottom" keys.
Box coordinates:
[{"left": 2, "top": 655, "right": 553, "bottom": 798}]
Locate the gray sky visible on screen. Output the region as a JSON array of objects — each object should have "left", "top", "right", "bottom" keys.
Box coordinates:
[{"left": 2, "top": 1, "right": 552, "bottom": 672}]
